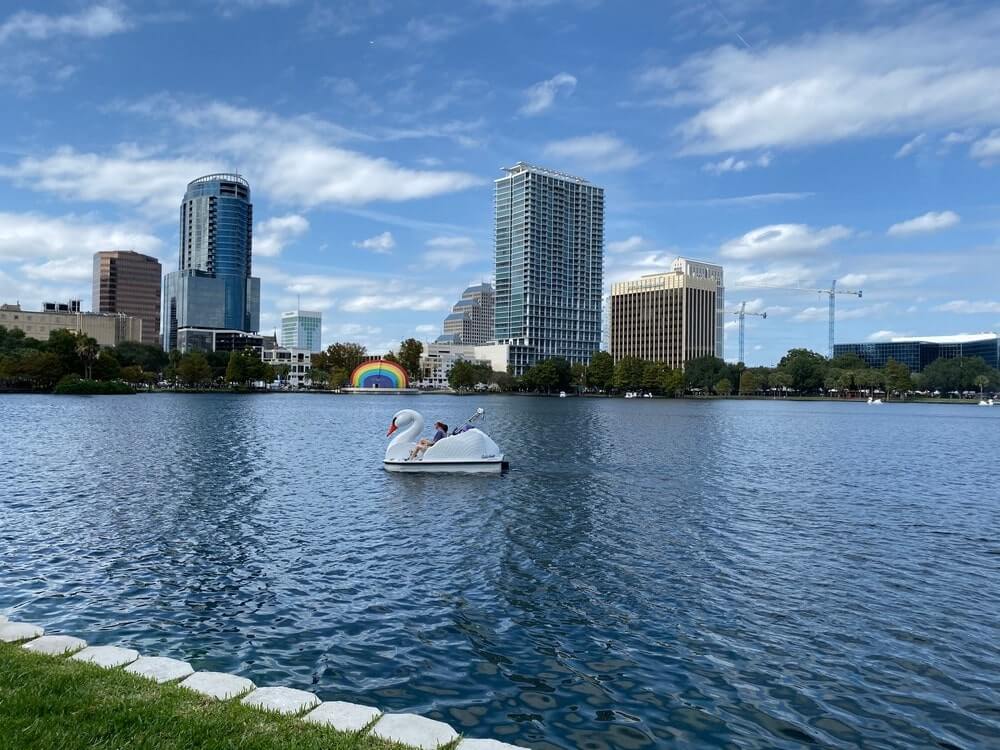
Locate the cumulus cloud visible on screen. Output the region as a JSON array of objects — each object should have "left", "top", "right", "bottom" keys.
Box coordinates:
[
  {"left": 867, "top": 330, "right": 907, "bottom": 342},
  {"left": 971, "top": 129, "right": 1000, "bottom": 163},
  {"left": 0, "top": 212, "right": 162, "bottom": 263},
  {"left": 887, "top": 210, "right": 959, "bottom": 236},
  {"left": 0, "top": 4, "right": 130, "bottom": 43},
  {"left": 542, "top": 133, "right": 641, "bottom": 171},
  {"left": 353, "top": 231, "right": 395, "bottom": 254},
  {"left": 703, "top": 153, "right": 772, "bottom": 175},
  {"left": 414, "top": 324, "right": 437, "bottom": 334},
  {"left": 794, "top": 302, "right": 884, "bottom": 322},
  {"left": 639, "top": 8, "right": 1000, "bottom": 154},
  {"left": 720, "top": 224, "right": 852, "bottom": 260},
  {"left": 607, "top": 235, "right": 646, "bottom": 254},
  {"left": 342, "top": 294, "right": 449, "bottom": 313},
  {"left": 894, "top": 133, "right": 927, "bottom": 159},
  {"left": 520, "top": 72, "right": 577, "bottom": 116},
  {"left": 254, "top": 214, "right": 309, "bottom": 257},
  {"left": 933, "top": 300, "right": 1000, "bottom": 314}
]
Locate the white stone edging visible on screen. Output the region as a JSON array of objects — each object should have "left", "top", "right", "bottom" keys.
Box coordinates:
[{"left": 1, "top": 618, "right": 527, "bottom": 750}]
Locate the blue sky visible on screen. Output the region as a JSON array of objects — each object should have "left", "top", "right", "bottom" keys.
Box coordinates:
[{"left": 0, "top": 0, "right": 998, "bottom": 365}]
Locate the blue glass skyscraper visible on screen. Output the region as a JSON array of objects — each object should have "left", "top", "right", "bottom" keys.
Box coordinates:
[{"left": 162, "top": 174, "right": 261, "bottom": 350}]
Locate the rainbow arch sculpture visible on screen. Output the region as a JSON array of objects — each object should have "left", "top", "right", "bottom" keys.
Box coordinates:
[{"left": 350, "top": 359, "right": 409, "bottom": 389}]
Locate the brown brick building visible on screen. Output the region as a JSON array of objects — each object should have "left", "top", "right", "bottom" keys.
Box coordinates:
[{"left": 92, "top": 251, "right": 162, "bottom": 346}]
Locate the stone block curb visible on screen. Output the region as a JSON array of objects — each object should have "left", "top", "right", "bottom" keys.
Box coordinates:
[
  {"left": 0, "top": 622, "right": 44, "bottom": 642},
  {"left": 23, "top": 635, "right": 87, "bottom": 656},
  {"left": 180, "top": 671, "right": 255, "bottom": 700},
  {"left": 71, "top": 645, "right": 140, "bottom": 668},
  {"left": 242, "top": 686, "right": 321, "bottom": 715},
  {"left": 125, "top": 656, "right": 194, "bottom": 683},
  {"left": 303, "top": 700, "right": 381, "bottom": 732},
  {"left": 372, "top": 713, "right": 459, "bottom": 749}
]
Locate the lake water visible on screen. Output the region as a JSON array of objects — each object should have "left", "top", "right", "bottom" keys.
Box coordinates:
[{"left": 2, "top": 393, "right": 999, "bottom": 749}]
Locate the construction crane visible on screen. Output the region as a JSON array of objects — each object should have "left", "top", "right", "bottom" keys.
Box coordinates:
[
  {"left": 732, "top": 279, "right": 862, "bottom": 357},
  {"left": 731, "top": 302, "right": 766, "bottom": 364}
]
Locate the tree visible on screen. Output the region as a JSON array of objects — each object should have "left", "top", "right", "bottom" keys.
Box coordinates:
[
  {"left": 642, "top": 361, "right": 668, "bottom": 393},
  {"left": 570, "top": 362, "right": 588, "bottom": 392},
  {"left": 740, "top": 369, "right": 760, "bottom": 395},
  {"left": 177, "top": 352, "right": 212, "bottom": 387},
  {"left": 588, "top": 351, "right": 614, "bottom": 392},
  {"left": 112, "top": 342, "right": 168, "bottom": 374},
  {"left": 684, "top": 355, "right": 732, "bottom": 391},
  {"left": 776, "top": 348, "right": 827, "bottom": 393},
  {"left": 883, "top": 358, "right": 913, "bottom": 400},
  {"left": 121, "top": 365, "right": 145, "bottom": 387},
  {"left": 714, "top": 377, "right": 732, "bottom": 396},
  {"left": 613, "top": 356, "right": 645, "bottom": 392},
  {"left": 225, "top": 351, "right": 247, "bottom": 385},
  {"left": 397, "top": 338, "right": 424, "bottom": 380},
  {"left": 314, "top": 342, "right": 367, "bottom": 374},
  {"left": 74, "top": 336, "right": 100, "bottom": 380},
  {"left": 328, "top": 366, "right": 350, "bottom": 389},
  {"left": 771, "top": 371, "right": 792, "bottom": 396},
  {"left": 165, "top": 349, "right": 182, "bottom": 385},
  {"left": 975, "top": 374, "right": 990, "bottom": 395},
  {"left": 91, "top": 350, "right": 121, "bottom": 381},
  {"left": 448, "top": 359, "right": 478, "bottom": 390},
  {"left": 659, "top": 367, "right": 684, "bottom": 397}
]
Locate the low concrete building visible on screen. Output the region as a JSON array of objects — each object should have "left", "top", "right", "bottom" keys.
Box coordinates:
[
  {"left": 175, "top": 327, "right": 263, "bottom": 354},
  {"left": 416, "top": 342, "right": 512, "bottom": 388},
  {"left": 0, "top": 302, "right": 142, "bottom": 348},
  {"left": 261, "top": 346, "right": 312, "bottom": 387}
]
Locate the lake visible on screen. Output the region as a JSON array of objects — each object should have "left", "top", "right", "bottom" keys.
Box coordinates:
[{"left": 2, "top": 393, "right": 998, "bottom": 749}]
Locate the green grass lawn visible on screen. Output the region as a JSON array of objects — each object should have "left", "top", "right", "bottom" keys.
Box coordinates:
[{"left": 0, "top": 642, "right": 418, "bottom": 750}]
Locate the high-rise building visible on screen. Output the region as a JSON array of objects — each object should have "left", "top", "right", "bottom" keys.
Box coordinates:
[
  {"left": 437, "top": 283, "right": 495, "bottom": 345},
  {"left": 834, "top": 333, "right": 1000, "bottom": 372},
  {"left": 280, "top": 309, "right": 322, "bottom": 352},
  {"left": 92, "top": 251, "right": 162, "bottom": 346},
  {"left": 161, "top": 174, "right": 260, "bottom": 351},
  {"left": 609, "top": 263, "right": 720, "bottom": 369},
  {"left": 670, "top": 257, "right": 725, "bottom": 359},
  {"left": 494, "top": 162, "right": 604, "bottom": 375}
]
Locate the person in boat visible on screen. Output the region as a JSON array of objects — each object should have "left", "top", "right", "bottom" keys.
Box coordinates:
[{"left": 408, "top": 421, "right": 448, "bottom": 460}]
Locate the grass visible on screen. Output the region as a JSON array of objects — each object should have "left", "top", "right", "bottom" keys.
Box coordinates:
[{"left": 0, "top": 642, "right": 419, "bottom": 750}]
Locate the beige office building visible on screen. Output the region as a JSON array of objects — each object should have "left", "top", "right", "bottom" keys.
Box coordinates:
[
  {"left": 609, "top": 263, "right": 719, "bottom": 369},
  {"left": 93, "top": 251, "right": 162, "bottom": 346},
  {"left": 0, "top": 303, "right": 142, "bottom": 348}
]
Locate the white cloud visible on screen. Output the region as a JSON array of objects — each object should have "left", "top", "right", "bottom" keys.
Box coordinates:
[
  {"left": 421, "top": 236, "right": 482, "bottom": 270},
  {"left": 542, "top": 133, "right": 642, "bottom": 171},
  {"left": 867, "top": 330, "right": 907, "bottom": 342},
  {"left": 0, "top": 145, "right": 216, "bottom": 218},
  {"left": 353, "top": 231, "right": 395, "bottom": 254},
  {"left": 342, "top": 294, "right": 449, "bottom": 313},
  {"left": 933, "top": 300, "right": 1000, "bottom": 314},
  {"left": 703, "top": 153, "right": 772, "bottom": 175},
  {"left": 19, "top": 257, "right": 95, "bottom": 282},
  {"left": 415, "top": 324, "right": 437, "bottom": 334},
  {"left": 640, "top": 8, "right": 1000, "bottom": 154},
  {"left": 894, "top": 133, "right": 926, "bottom": 158},
  {"left": 520, "top": 72, "right": 577, "bottom": 116},
  {"left": 942, "top": 130, "right": 977, "bottom": 145},
  {"left": 0, "top": 4, "right": 130, "bottom": 43},
  {"left": 720, "top": 224, "right": 852, "bottom": 260},
  {"left": 887, "top": 210, "right": 959, "bottom": 236},
  {"left": 0, "top": 212, "right": 162, "bottom": 263},
  {"left": 794, "top": 302, "right": 884, "bottom": 322},
  {"left": 971, "top": 129, "right": 1000, "bottom": 163},
  {"left": 5, "top": 97, "right": 483, "bottom": 217},
  {"left": 608, "top": 235, "right": 646, "bottom": 254},
  {"left": 255, "top": 214, "right": 309, "bottom": 257}
]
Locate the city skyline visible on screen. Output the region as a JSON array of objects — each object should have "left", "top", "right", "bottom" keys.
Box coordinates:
[{"left": 0, "top": 1, "right": 999, "bottom": 365}]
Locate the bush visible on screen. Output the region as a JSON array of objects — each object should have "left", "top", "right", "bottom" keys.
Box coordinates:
[{"left": 54, "top": 375, "right": 135, "bottom": 395}]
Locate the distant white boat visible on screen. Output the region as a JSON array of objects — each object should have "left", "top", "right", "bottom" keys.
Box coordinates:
[
  {"left": 559, "top": 391, "right": 567, "bottom": 398},
  {"left": 624, "top": 391, "right": 637, "bottom": 399},
  {"left": 867, "top": 397, "right": 883, "bottom": 405},
  {"left": 978, "top": 398, "right": 995, "bottom": 406}
]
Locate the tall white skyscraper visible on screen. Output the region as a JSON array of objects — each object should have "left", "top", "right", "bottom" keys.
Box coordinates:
[
  {"left": 494, "top": 162, "right": 604, "bottom": 375},
  {"left": 280, "top": 309, "right": 322, "bottom": 352},
  {"left": 438, "top": 283, "right": 495, "bottom": 345},
  {"left": 670, "top": 258, "right": 725, "bottom": 359}
]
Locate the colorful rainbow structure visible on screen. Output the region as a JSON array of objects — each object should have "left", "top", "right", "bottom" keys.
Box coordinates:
[{"left": 350, "top": 359, "right": 409, "bottom": 389}]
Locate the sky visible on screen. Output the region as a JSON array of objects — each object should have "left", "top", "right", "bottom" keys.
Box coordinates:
[{"left": 0, "top": 0, "right": 998, "bottom": 366}]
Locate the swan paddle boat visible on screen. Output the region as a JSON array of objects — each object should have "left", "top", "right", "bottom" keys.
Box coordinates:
[{"left": 384, "top": 408, "right": 507, "bottom": 474}]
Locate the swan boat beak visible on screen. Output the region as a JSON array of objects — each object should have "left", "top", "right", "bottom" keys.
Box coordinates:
[{"left": 386, "top": 420, "right": 398, "bottom": 437}]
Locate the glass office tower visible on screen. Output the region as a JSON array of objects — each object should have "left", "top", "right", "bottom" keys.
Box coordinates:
[
  {"left": 494, "top": 162, "right": 604, "bottom": 374},
  {"left": 280, "top": 309, "right": 323, "bottom": 352},
  {"left": 162, "top": 174, "right": 260, "bottom": 351}
]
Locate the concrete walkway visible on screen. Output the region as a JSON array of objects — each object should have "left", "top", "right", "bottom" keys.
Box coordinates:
[{"left": 3, "top": 618, "right": 526, "bottom": 750}]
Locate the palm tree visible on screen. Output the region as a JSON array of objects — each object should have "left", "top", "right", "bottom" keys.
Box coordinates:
[
  {"left": 74, "top": 336, "right": 99, "bottom": 380},
  {"left": 975, "top": 374, "right": 989, "bottom": 396}
]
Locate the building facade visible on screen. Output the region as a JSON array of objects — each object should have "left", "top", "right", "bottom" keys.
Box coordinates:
[
  {"left": 93, "top": 250, "right": 162, "bottom": 347},
  {"left": 670, "top": 258, "right": 725, "bottom": 359},
  {"left": 609, "top": 268, "right": 719, "bottom": 369},
  {"left": 261, "top": 346, "right": 313, "bottom": 387},
  {"left": 280, "top": 310, "right": 322, "bottom": 352},
  {"left": 162, "top": 174, "right": 261, "bottom": 351},
  {"left": 494, "top": 162, "right": 604, "bottom": 375},
  {"left": 438, "top": 283, "right": 495, "bottom": 345},
  {"left": 176, "top": 328, "right": 263, "bottom": 354},
  {"left": 0, "top": 302, "right": 142, "bottom": 348},
  {"left": 834, "top": 333, "right": 1000, "bottom": 372}
]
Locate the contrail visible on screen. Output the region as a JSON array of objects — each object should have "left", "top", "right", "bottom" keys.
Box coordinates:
[{"left": 708, "top": 0, "right": 752, "bottom": 49}]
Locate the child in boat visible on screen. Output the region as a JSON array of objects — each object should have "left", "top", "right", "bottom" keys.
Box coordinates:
[{"left": 408, "top": 421, "right": 448, "bottom": 460}]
